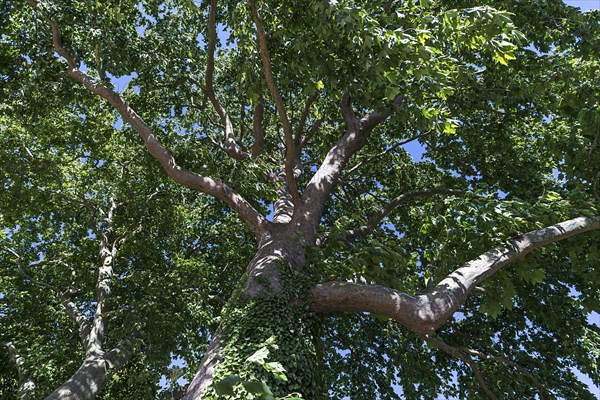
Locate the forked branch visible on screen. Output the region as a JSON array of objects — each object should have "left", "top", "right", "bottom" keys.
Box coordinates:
[
  {"left": 25, "top": 0, "right": 267, "bottom": 237},
  {"left": 298, "top": 92, "right": 404, "bottom": 236}
]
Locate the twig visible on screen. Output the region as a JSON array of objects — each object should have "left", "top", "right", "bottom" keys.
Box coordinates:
[
  {"left": 345, "top": 188, "right": 470, "bottom": 240},
  {"left": 346, "top": 131, "right": 431, "bottom": 176},
  {"left": 423, "top": 335, "right": 499, "bottom": 400}
]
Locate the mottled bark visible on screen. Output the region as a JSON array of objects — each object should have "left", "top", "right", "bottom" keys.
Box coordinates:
[
  {"left": 44, "top": 339, "right": 136, "bottom": 400},
  {"left": 5, "top": 342, "right": 36, "bottom": 399}
]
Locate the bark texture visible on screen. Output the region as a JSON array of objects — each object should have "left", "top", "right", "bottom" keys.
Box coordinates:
[
  {"left": 44, "top": 343, "right": 135, "bottom": 400},
  {"left": 312, "top": 215, "right": 600, "bottom": 333}
]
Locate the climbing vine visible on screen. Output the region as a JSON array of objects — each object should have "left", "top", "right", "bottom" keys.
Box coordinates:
[{"left": 205, "top": 263, "right": 324, "bottom": 399}]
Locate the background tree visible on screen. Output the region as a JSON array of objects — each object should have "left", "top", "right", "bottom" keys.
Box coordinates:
[{"left": 1, "top": 0, "right": 599, "bottom": 399}]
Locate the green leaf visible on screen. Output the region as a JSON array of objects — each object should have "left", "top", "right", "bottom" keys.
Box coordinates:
[
  {"left": 214, "top": 375, "right": 242, "bottom": 396},
  {"left": 241, "top": 380, "right": 273, "bottom": 396}
]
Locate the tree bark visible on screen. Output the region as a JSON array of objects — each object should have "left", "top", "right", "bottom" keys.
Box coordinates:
[
  {"left": 5, "top": 342, "right": 36, "bottom": 399},
  {"left": 183, "top": 224, "right": 321, "bottom": 400},
  {"left": 44, "top": 337, "right": 136, "bottom": 400},
  {"left": 311, "top": 215, "right": 600, "bottom": 333}
]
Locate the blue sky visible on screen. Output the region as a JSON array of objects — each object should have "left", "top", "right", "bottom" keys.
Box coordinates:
[{"left": 564, "top": 0, "right": 600, "bottom": 10}]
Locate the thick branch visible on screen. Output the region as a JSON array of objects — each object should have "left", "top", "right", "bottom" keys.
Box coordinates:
[
  {"left": 85, "top": 240, "right": 114, "bottom": 356},
  {"left": 249, "top": 0, "right": 300, "bottom": 206},
  {"left": 206, "top": 0, "right": 249, "bottom": 161},
  {"left": 25, "top": 2, "right": 267, "bottom": 238},
  {"left": 297, "top": 93, "right": 403, "bottom": 237},
  {"left": 61, "top": 296, "right": 92, "bottom": 345},
  {"left": 5, "top": 342, "right": 36, "bottom": 399},
  {"left": 311, "top": 215, "right": 600, "bottom": 333},
  {"left": 104, "top": 334, "right": 139, "bottom": 371},
  {"left": 346, "top": 188, "right": 469, "bottom": 239}
]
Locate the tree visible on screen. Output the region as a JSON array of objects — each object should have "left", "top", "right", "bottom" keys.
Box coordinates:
[{"left": 1, "top": 0, "right": 599, "bottom": 399}]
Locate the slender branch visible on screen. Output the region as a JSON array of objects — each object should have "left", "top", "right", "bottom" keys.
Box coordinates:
[
  {"left": 249, "top": 0, "right": 300, "bottom": 206},
  {"left": 252, "top": 97, "right": 265, "bottom": 159},
  {"left": 1, "top": 245, "right": 92, "bottom": 347},
  {"left": 588, "top": 120, "right": 599, "bottom": 199},
  {"left": 301, "top": 118, "right": 323, "bottom": 147},
  {"left": 458, "top": 347, "right": 548, "bottom": 399},
  {"left": 346, "top": 131, "right": 430, "bottom": 176},
  {"left": 205, "top": 0, "right": 250, "bottom": 161},
  {"left": 25, "top": 1, "right": 267, "bottom": 238},
  {"left": 311, "top": 215, "right": 600, "bottom": 333},
  {"left": 296, "top": 92, "right": 319, "bottom": 148},
  {"left": 345, "top": 188, "right": 469, "bottom": 239},
  {"left": 383, "top": 0, "right": 394, "bottom": 13},
  {"left": 423, "top": 336, "right": 499, "bottom": 400}
]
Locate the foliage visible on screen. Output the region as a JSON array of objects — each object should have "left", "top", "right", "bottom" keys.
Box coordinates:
[
  {"left": 1, "top": 0, "right": 599, "bottom": 399},
  {"left": 207, "top": 266, "right": 321, "bottom": 399}
]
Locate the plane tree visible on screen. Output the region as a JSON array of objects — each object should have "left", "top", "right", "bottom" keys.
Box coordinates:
[{"left": 1, "top": 0, "right": 599, "bottom": 399}]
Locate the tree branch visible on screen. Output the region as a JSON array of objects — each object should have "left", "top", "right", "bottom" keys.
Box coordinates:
[
  {"left": 86, "top": 224, "right": 117, "bottom": 356},
  {"left": 383, "top": 0, "right": 394, "bottom": 13},
  {"left": 297, "top": 92, "right": 404, "bottom": 237},
  {"left": 25, "top": 1, "right": 267, "bottom": 238},
  {"left": 458, "top": 347, "right": 548, "bottom": 399},
  {"left": 251, "top": 97, "right": 265, "bottom": 159},
  {"left": 206, "top": 0, "right": 250, "bottom": 161},
  {"left": 301, "top": 118, "right": 323, "bottom": 147},
  {"left": 4, "top": 342, "right": 36, "bottom": 398},
  {"left": 2, "top": 245, "right": 93, "bottom": 347},
  {"left": 346, "top": 131, "right": 430, "bottom": 176},
  {"left": 249, "top": 0, "right": 300, "bottom": 206},
  {"left": 104, "top": 334, "right": 140, "bottom": 371},
  {"left": 423, "top": 336, "right": 499, "bottom": 400},
  {"left": 296, "top": 92, "right": 319, "bottom": 149},
  {"left": 311, "top": 215, "right": 600, "bottom": 333},
  {"left": 345, "top": 188, "right": 470, "bottom": 239}
]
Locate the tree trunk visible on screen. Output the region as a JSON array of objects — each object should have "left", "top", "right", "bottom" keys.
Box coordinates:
[
  {"left": 44, "top": 357, "right": 112, "bottom": 400},
  {"left": 184, "top": 226, "right": 324, "bottom": 399}
]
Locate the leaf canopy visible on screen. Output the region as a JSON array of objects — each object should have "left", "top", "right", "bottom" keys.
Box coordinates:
[{"left": 1, "top": 0, "right": 599, "bottom": 399}]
